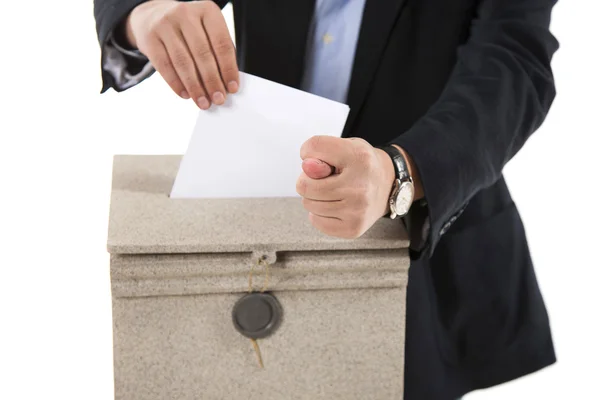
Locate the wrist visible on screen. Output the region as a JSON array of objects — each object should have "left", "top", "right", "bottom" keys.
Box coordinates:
[
  {"left": 376, "top": 148, "right": 396, "bottom": 216},
  {"left": 123, "top": 15, "right": 137, "bottom": 48},
  {"left": 113, "top": 15, "right": 137, "bottom": 49}
]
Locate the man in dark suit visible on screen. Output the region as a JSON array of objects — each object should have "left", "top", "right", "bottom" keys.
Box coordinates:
[{"left": 94, "top": 0, "right": 558, "bottom": 398}]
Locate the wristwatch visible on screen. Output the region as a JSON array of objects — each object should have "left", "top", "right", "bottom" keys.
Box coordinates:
[{"left": 379, "top": 145, "right": 415, "bottom": 219}]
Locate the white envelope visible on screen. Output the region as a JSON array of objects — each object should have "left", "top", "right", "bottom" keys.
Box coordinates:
[{"left": 170, "top": 72, "right": 350, "bottom": 198}]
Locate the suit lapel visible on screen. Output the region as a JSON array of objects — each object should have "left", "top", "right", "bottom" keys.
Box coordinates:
[
  {"left": 236, "top": 0, "right": 315, "bottom": 89},
  {"left": 274, "top": 0, "right": 316, "bottom": 88},
  {"left": 343, "top": 0, "right": 409, "bottom": 137}
]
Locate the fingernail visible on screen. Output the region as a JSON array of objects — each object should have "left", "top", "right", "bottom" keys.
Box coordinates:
[
  {"left": 227, "top": 81, "right": 239, "bottom": 93},
  {"left": 180, "top": 90, "right": 190, "bottom": 99},
  {"left": 197, "top": 96, "right": 210, "bottom": 110},
  {"left": 212, "top": 91, "right": 225, "bottom": 105}
]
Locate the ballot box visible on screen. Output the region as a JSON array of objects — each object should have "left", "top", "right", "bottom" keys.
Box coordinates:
[{"left": 107, "top": 155, "right": 411, "bottom": 400}]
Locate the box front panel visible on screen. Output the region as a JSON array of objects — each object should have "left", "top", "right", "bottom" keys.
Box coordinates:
[{"left": 113, "top": 287, "right": 406, "bottom": 400}]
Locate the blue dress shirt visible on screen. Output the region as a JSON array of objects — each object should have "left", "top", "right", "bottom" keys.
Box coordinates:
[
  {"left": 300, "top": 0, "right": 367, "bottom": 103},
  {"left": 104, "top": 0, "right": 367, "bottom": 102}
]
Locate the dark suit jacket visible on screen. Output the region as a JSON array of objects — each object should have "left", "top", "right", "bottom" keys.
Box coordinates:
[{"left": 95, "top": 0, "right": 559, "bottom": 398}]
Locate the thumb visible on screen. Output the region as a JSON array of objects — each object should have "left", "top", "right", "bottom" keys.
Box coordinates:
[{"left": 302, "top": 158, "right": 335, "bottom": 179}]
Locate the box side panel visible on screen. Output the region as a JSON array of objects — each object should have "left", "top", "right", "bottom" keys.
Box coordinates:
[
  {"left": 113, "top": 288, "right": 406, "bottom": 400},
  {"left": 111, "top": 249, "right": 410, "bottom": 297}
]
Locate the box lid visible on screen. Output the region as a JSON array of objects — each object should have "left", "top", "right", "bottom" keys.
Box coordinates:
[{"left": 107, "top": 155, "right": 409, "bottom": 255}]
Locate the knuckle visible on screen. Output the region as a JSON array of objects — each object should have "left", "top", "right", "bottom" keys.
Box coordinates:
[
  {"left": 213, "top": 38, "right": 234, "bottom": 55},
  {"left": 308, "top": 136, "right": 322, "bottom": 152},
  {"left": 349, "top": 137, "right": 369, "bottom": 145},
  {"left": 301, "top": 136, "right": 320, "bottom": 158},
  {"left": 147, "top": 24, "right": 160, "bottom": 38},
  {"left": 161, "top": 66, "right": 178, "bottom": 80},
  {"left": 220, "top": 63, "right": 238, "bottom": 77},
  {"left": 156, "top": 56, "right": 174, "bottom": 72},
  {"left": 171, "top": 51, "right": 190, "bottom": 69},
  {"left": 345, "top": 221, "right": 364, "bottom": 239},
  {"left": 170, "top": 2, "right": 188, "bottom": 17},
  {"left": 296, "top": 178, "right": 307, "bottom": 196},
  {"left": 148, "top": 17, "right": 167, "bottom": 34},
  {"left": 308, "top": 212, "right": 318, "bottom": 227},
  {"left": 195, "top": 46, "right": 214, "bottom": 61},
  {"left": 187, "top": 83, "right": 204, "bottom": 96},
  {"left": 202, "top": 72, "right": 221, "bottom": 87},
  {"left": 180, "top": 74, "right": 198, "bottom": 88},
  {"left": 301, "top": 197, "right": 310, "bottom": 211},
  {"left": 199, "top": 0, "right": 219, "bottom": 13},
  {"left": 163, "top": 11, "right": 180, "bottom": 26}
]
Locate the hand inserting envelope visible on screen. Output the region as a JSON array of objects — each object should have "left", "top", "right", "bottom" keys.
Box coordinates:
[{"left": 170, "top": 72, "right": 350, "bottom": 198}]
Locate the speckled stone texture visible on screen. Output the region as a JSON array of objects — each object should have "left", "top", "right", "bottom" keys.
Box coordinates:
[{"left": 109, "top": 155, "right": 410, "bottom": 400}]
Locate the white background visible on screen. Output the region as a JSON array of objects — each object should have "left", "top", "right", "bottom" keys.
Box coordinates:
[{"left": 0, "top": 1, "right": 598, "bottom": 399}]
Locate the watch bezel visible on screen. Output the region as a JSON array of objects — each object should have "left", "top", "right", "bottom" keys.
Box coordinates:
[{"left": 389, "top": 179, "right": 415, "bottom": 219}]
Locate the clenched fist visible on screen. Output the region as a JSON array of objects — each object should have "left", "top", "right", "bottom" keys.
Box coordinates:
[
  {"left": 124, "top": 0, "right": 239, "bottom": 109},
  {"left": 296, "top": 136, "right": 398, "bottom": 239}
]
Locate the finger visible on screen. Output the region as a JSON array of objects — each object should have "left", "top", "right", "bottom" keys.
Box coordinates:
[
  {"left": 161, "top": 26, "right": 210, "bottom": 109},
  {"left": 300, "top": 136, "right": 353, "bottom": 169},
  {"left": 302, "top": 158, "right": 335, "bottom": 179},
  {"left": 302, "top": 197, "right": 344, "bottom": 219},
  {"left": 202, "top": 8, "right": 239, "bottom": 93},
  {"left": 181, "top": 19, "right": 227, "bottom": 105},
  {"left": 308, "top": 213, "right": 350, "bottom": 238},
  {"left": 296, "top": 172, "right": 344, "bottom": 201},
  {"left": 144, "top": 37, "right": 188, "bottom": 99}
]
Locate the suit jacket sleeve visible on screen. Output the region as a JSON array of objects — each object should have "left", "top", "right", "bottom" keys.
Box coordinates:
[
  {"left": 390, "top": 0, "right": 559, "bottom": 259},
  {"left": 94, "top": 0, "right": 230, "bottom": 93}
]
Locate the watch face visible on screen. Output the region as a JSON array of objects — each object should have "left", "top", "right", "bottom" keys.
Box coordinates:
[{"left": 392, "top": 181, "right": 415, "bottom": 216}]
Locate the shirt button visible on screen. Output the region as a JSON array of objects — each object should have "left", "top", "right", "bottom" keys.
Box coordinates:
[{"left": 323, "top": 33, "right": 334, "bottom": 44}]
